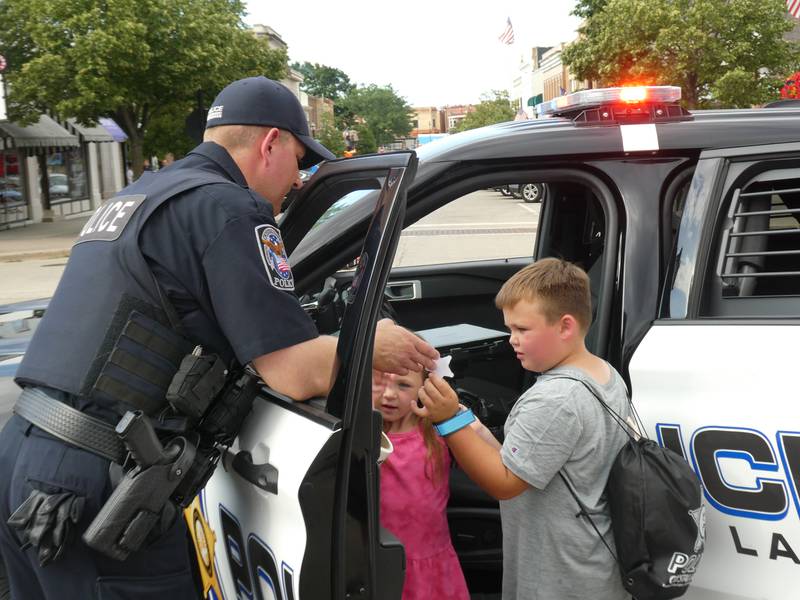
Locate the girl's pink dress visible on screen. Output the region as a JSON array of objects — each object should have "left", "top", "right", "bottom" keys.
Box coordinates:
[{"left": 380, "top": 427, "right": 470, "bottom": 600}]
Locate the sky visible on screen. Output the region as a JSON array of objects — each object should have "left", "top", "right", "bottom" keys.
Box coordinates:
[{"left": 244, "top": 1, "right": 581, "bottom": 107}]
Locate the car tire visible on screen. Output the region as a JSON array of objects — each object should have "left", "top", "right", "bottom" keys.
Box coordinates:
[
  {"left": 521, "top": 183, "right": 545, "bottom": 203},
  {"left": 499, "top": 185, "right": 512, "bottom": 197}
]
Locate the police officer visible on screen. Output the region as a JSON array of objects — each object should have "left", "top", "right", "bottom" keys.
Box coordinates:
[{"left": 0, "top": 76, "right": 438, "bottom": 599}]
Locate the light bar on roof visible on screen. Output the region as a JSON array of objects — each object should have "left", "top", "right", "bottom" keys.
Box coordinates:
[{"left": 536, "top": 86, "right": 682, "bottom": 117}]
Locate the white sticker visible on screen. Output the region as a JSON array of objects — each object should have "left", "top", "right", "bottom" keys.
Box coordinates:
[
  {"left": 429, "top": 355, "right": 454, "bottom": 378},
  {"left": 620, "top": 123, "right": 659, "bottom": 152},
  {"left": 255, "top": 224, "right": 294, "bottom": 291}
]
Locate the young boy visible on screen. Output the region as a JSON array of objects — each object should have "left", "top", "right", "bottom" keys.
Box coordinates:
[{"left": 414, "top": 258, "right": 631, "bottom": 600}]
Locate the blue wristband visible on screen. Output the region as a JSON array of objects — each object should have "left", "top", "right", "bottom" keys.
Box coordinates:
[{"left": 434, "top": 408, "right": 476, "bottom": 437}]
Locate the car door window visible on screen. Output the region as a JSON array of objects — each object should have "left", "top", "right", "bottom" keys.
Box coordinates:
[
  {"left": 701, "top": 160, "right": 800, "bottom": 317},
  {"left": 393, "top": 185, "right": 543, "bottom": 268}
]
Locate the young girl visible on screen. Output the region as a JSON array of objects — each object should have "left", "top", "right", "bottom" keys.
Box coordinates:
[{"left": 372, "top": 368, "right": 471, "bottom": 600}]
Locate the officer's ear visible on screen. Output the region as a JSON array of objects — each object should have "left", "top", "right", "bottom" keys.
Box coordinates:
[{"left": 260, "top": 128, "right": 282, "bottom": 165}]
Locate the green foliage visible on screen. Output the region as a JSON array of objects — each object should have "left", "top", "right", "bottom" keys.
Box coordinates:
[
  {"left": 338, "top": 84, "right": 413, "bottom": 146},
  {"left": 572, "top": 0, "right": 608, "bottom": 18},
  {"left": 562, "top": 0, "right": 799, "bottom": 108},
  {"left": 143, "top": 101, "right": 196, "bottom": 161},
  {"left": 0, "top": 0, "right": 287, "bottom": 174},
  {"left": 291, "top": 61, "right": 354, "bottom": 100},
  {"left": 453, "top": 91, "right": 515, "bottom": 132},
  {"left": 354, "top": 124, "right": 377, "bottom": 154},
  {"left": 317, "top": 114, "right": 346, "bottom": 157}
]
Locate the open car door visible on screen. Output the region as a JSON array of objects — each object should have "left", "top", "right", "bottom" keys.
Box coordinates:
[{"left": 190, "top": 152, "right": 418, "bottom": 600}]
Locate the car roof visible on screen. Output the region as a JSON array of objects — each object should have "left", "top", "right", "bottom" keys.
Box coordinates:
[{"left": 413, "top": 106, "right": 800, "bottom": 165}]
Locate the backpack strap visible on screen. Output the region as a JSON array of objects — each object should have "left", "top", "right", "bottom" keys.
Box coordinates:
[
  {"left": 548, "top": 375, "right": 630, "bottom": 566},
  {"left": 557, "top": 471, "right": 618, "bottom": 563},
  {"left": 548, "top": 375, "right": 640, "bottom": 440}
]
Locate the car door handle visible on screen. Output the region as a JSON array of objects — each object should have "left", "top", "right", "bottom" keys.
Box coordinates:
[
  {"left": 385, "top": 280, "right": 421, "bottom": 301},
  {"left": 232, "top": 450, "right": 278, "bottom": 495}
]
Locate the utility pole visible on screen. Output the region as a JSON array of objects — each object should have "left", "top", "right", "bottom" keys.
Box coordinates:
[{"left": 0, "top": 55, "right": 7, "bottom": 120}]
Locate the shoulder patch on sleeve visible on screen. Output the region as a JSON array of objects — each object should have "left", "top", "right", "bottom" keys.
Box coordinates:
[{"left": 255, "top": 224, "right": 294, "bottom": 291}]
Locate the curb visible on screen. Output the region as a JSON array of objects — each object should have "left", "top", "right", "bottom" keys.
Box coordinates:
[{"left": 0, "top": 249, "right": 71, "bottom": 263}]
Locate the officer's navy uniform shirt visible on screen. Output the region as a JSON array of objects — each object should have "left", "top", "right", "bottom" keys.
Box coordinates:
[{"left": 139, "top": 142, "right": 318, "bottom": 367}]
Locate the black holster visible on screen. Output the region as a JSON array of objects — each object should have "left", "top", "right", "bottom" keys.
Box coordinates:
[{"left": 82, "top": 411, "right": 195, "bottom": 561}]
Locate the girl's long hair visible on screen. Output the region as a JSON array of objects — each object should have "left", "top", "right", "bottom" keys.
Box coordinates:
[{"left": 417, "top": 370, "right": 446, "bottom": 486}]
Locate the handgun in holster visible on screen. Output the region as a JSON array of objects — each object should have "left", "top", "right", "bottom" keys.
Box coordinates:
[{"left": 82, "top": 410, "right": 195, "bottom": 561}]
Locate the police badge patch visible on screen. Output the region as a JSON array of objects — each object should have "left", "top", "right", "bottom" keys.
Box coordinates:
[{"left": 255, "top": 224, "right": 294, "bottom": 291}]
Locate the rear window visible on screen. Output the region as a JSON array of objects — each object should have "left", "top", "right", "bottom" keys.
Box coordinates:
[{"left": 701, "top": 163, "right": 800, "bottom": 317}]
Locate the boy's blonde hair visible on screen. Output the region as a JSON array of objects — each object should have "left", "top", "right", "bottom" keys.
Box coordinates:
[{"left": 495, "top": 258, "right": 592, "bottom": 332}]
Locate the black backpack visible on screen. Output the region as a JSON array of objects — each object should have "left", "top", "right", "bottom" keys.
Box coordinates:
[{"left": 556, "top": 377, "right": 705, "bottom": 600}]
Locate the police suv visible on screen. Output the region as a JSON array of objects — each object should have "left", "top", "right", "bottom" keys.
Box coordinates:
[{"left": 184, "top": 86, "right": 800, "bottom": 600}]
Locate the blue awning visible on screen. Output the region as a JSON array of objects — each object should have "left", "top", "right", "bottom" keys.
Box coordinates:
[{"left": 98, "top": 118, "right": 128, "bottom": 143}]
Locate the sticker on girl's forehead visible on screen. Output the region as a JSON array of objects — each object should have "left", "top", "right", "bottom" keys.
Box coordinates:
[{"left": 428, "top": 355, "right": 453, "bottom": 378}]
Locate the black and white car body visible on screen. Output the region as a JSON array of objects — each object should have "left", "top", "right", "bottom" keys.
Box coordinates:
[{"left": 2, "top": 87, "right": 799, "bottom": 600}]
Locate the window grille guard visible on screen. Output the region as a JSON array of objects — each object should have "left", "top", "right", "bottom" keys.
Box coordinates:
[{"left": 718, "top": 184, "right": 800, "bottom": 286}]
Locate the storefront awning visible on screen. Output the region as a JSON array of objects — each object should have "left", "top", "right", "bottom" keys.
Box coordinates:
[
  {"left": 66, "top": 118, "right": 115, "bottom": 143},
  {"left": 0, "top": 115, "right": 79, "bottom": 149},
  {"left": 98, "top": 118, "right": 128, "bottom": 143}
]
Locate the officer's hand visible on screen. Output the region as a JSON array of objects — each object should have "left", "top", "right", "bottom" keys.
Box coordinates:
[
  {"left": 373, "top": 319, "right": 439, "bottom": 375},
  {"left": 413, "top": 374, "right": 460, "bottom": 423}
]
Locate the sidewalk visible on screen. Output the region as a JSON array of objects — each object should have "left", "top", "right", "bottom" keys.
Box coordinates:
[{"left": 0, "top": 215, "right": 90, "bottom": 262}]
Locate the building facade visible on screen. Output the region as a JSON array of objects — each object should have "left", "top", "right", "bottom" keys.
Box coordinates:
[
  {"left": 0, "top": 116, "right": 127, "bottom": 228},
  {"left": 410, "top": 107, "right": 444, "bottom": 137}
]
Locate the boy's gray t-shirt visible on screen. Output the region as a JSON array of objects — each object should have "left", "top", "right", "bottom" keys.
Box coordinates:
[{"left": 499, "top": 364, "right": 631, "bottom": 600}]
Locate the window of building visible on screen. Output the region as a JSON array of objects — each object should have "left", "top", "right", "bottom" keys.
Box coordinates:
[
  {"left": 0, "top": 150, "right": 27, "bottom": 225},
  {"left": 46, "top": 147, "right": 88, "bottom": 204}
]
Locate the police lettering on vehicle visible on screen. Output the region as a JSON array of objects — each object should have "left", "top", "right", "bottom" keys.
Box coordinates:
[
  {"left": 76, "top": 195, "right": 147, "bottom": 244},
  {"left": 657, "top": 423, "right": 800, "bottom": 565},
  {"left": 255, "top": 224, "right": 294, "bottom": 291}
]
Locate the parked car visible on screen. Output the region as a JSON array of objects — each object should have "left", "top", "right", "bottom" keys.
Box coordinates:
[
  {"left": 511, "top": 182, "right": 546, "bottom": 203},
  {"left": 48, "top": 173, "right": 69, "bottom": 198},
  {"left": 2, "top": 86, "right": 800, "bottom": 600}
]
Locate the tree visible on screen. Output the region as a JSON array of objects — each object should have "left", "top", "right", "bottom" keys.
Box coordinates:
[
  {"left": 316, "top": 114, "right": 346, "bottom": 157},
  {"left": 572, "top": 0, "right": 609, "bottom": 18},
  {"left": 292, "top": 62, "right": 354, "bottom": 100},
  {"left": 0, "top": 0, "right": 287, "bottom": 175},
  {"left": 338, "top": 84, "right": 413, "bottom": 146},
  {"left": 143, "top": 102, "right": 197, "bottom": 162},
  {"left": 562, "top": 0, "right": 799, "bottom": 108},
  {"left": 354, "top": 124, "right": 377, "bottom": 154},
  {"left": 453, "top": 91, "right": 515, "bottom": 132}
]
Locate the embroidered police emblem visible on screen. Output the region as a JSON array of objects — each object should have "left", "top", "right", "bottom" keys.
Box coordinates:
[{"left": 255, "top": 224, "right": 294, "bottom": 291}]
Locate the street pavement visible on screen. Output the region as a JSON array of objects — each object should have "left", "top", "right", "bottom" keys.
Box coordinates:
[{"left": 0, "top": 215, "right": 89, "bottom": 304}]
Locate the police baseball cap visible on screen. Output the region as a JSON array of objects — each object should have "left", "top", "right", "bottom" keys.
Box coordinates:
[{"left": 205, "top": 76, "right": 335, "bottom": 169}]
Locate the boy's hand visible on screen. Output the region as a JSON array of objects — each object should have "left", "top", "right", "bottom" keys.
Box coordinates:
[{"left": 413, "top": 374, "right": 460, "bottom": 423}]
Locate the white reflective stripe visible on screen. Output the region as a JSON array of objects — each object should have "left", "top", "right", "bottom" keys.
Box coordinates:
[{"left": 620, "top": 123, "right": 659, "bottom": 152}]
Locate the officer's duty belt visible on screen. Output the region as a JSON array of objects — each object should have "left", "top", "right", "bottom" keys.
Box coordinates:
[{"left": 14, "top": 387, "right": 125, "bottom": 463}]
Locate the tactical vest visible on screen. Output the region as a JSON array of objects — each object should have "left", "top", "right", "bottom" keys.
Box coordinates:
[{"left": 15, "top": 167, "right": 237, "bottom": 419}]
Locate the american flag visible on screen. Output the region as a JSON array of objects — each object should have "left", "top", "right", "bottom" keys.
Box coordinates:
[
  {"left": 498, "top": 17, "right": 514, "bottom": 45},
  {"left": 276, "top": 257, "right": 291, "bottom": 275},
  {"left": 789, "top": 0, "right": 800, "bottom": 18}
]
